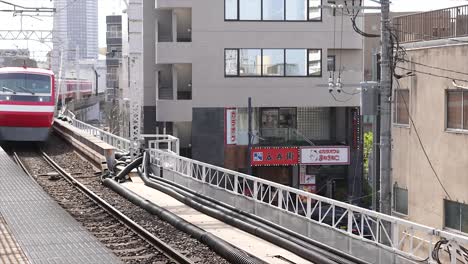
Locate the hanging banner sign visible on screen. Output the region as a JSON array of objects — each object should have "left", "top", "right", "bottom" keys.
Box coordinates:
[
  {"left": 251, "top": 147, "right": 299, "bottom": 166},
  {"left": 225, "top": 108, "right": 237, "bottom": 145},
  {"left": 300, "top": 146, "right": 350, "bottom": 165}
]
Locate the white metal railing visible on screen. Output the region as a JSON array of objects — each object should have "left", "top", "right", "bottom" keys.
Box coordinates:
[
  {"left": 150, "top": 148, "right": 468, "bottom": 264},
  {"left": 146, "top": 135, "right": 180, "bottom": 155},
  {"left": 70, "top": 119, "right": 180, "bottom": 155},
  {"left": 71, "top": 119, "right": 131, "bottom": 152}
]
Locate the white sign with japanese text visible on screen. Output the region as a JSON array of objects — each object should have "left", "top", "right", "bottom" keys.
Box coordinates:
[{"left": 300, "top": 146, "right": 350, "bottom": 165}]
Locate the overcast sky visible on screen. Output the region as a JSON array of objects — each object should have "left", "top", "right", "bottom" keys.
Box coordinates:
[{"left": 0, "top": 0, "right": 467, "bottom": 60}]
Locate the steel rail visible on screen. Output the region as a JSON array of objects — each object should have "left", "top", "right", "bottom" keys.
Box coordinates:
[
  {"left": 19, "top": 150, "right": 193, "bottom": 264},
  {"left": 12, "top": 152, "right": 34, "bottom": 178}
]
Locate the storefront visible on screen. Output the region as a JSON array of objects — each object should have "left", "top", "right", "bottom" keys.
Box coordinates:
[
  {"left": 251, "top": 146, "right": 299, "bottom": 186},
  {"left": 299, "top": 146, "right": 351, "bottom": 200}
]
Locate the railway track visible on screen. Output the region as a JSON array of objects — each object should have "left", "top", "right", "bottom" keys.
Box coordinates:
[{"left": 13, "top": 148, "right": 193, "bottom": 264}]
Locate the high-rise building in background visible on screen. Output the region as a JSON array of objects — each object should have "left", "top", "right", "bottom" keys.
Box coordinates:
[
  {"left": 53, "top": 0, "right": 98, "bottom": 61},
  {"left": 105, "top": 15, "right": 123, "bottom": 102}
]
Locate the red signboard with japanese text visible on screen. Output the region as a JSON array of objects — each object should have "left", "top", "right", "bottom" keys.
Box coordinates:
[{"left": 251, "top": 147, "right": 299, "bottom": 166}]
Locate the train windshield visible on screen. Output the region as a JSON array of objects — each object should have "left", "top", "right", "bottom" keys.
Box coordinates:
[{"left": 0, "top": 73, "right": 51, "bottom": 95}]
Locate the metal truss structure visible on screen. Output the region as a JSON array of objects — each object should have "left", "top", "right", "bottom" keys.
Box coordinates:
[{"left": 0, "top": 30, "right": 53, "bottom": 43}]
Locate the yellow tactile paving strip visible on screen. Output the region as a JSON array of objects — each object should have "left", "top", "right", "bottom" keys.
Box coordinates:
[{"left": 0, "top": 214, "right": 29, "bottom": 264}]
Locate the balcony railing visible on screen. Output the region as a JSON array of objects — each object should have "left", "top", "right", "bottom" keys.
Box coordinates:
[{"left": 394, "top": 5, "right": 468, "bottom": 43}]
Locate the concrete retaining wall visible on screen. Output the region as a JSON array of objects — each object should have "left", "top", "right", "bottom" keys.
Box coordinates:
[{"left": 53, "top": 120, "right": 116, "bottom": 170}]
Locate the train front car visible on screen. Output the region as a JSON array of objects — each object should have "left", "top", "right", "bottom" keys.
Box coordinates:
[{"left": 0, "top": 67, "right": 55, "bottom": 142}]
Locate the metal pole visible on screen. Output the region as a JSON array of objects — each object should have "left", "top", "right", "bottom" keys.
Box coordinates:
[
  {"left": 247, "top": 97, "right": 253, "bottom": 175},
  {"left": 379, "top": 0, "right": 392, "bottom": 215},
  {"left": 93, "top": 68, "right": 99, "bottom": 96},
  {"left": 370, "top": 53, "right": 379, "bottom": 211}
]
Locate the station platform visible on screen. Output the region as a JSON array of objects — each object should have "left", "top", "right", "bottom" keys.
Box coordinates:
[
  {"left": 123, "top": 177, "right": 314, "bottom": 264},
  {"left": 0, "top": 147, "right": 120, "bottom": 264}
]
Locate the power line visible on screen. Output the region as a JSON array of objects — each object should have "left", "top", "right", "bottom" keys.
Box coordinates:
[
  {"left": 55, "top": 0, "right": 79, "bottom": 14},
  {"left": 329, "top": 91, "right": 354, "bottom": 102},
  {"left": 395, "top": 79, "right": 452, "bottom": 200},
  {"left": 402, "top": 58, "right": 468, "bottom": 77},
  {"left": 395, "top": 65, "right": 468, "bottom": 83}
]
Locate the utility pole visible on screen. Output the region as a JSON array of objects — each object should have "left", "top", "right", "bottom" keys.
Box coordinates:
[
  {"left": 128, "top": 0, "right": 143, "bottom": 159},
  {"left": 379, "top": 0, "right": 392, "bottom": 215}
]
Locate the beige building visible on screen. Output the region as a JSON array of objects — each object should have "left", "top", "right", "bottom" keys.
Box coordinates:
[{"left": 392, "top": 7, "right": 468, "bottom": 235}]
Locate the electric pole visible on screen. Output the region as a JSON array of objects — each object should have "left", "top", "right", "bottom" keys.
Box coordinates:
[{"left": 379, "top": 0, "right": 392, "bottom": 215}]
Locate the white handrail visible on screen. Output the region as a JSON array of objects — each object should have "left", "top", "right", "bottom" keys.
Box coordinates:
[
  {"left": 71, "top": 119, "right": 131, "bottom": 152},
  {"left": 150, "top": 148, "right": 468, "bottom": 263},
  {"left": 70, "top": 119, "right": 180, "bottom": 155}
]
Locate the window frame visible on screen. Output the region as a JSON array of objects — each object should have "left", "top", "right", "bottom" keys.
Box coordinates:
[
  {"left": 308, "top": 49, "right": 322, "bottom": 77},
  {"left": 225, "top": 48, "right": 322, "bottom": 78},
  {"left": 327, "top": 55, "right": 336, "bottom": 72},
  {"left": 224, "top": 0, "right": 322, "bottom": 22},
  {"left": 443, "top": 199, "right": 468, "bottom": 234},
  {"left": 224, "top": 49, "right": 240, "bottom": 76},
  {"left": 393, "top": 89, "right": 410, "bottom": 127},
  {"left": 445, "top": 89, "right": 468, "bottom": 133},
  {"left": 392, "top": 185, "right": 409, "bottom": 216}
]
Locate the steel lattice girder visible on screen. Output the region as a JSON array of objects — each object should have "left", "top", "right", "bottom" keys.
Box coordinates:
[{"left": 0, "top": 30, "right": 53, "bottom": 42}]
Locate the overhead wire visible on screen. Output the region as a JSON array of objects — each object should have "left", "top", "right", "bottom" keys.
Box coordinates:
[
  {"left": 395, "top": 65, "right": 468, "bottom": 84},
  {"left": 54, "top": 0, "right": 79, "bottom": 14},
  {"left": 350, "top": 0, "right": 380, "bottom": 38},
  {"left": 401, "top": 58, "right": 468, "bottom": 77}
]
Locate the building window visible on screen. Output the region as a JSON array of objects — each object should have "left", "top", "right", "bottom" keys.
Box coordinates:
[
  {"left": 106, "top": 24, "right": 122, "bottom": 38},
  {"left": 286, "top": 49, "right": 307, "bottom": 76},
  {"left": 239, "top": 0, "right": 261, "bottom": 20},
  {"left": 225, "top": 49, "right": 238, "bottom": 76},
  {"left": 225, "top": 0, "right": 321, "bottom": 21},
  {"left": 393, "top": 89, "right": 410, "bottom": 125},
  {"left": 444, "top": 200, "right": 468, "bottom": 233},
  {"left": 308, "top": 49, "right": 321, "bottom": 76},
  {"left": 327, "top": 55, "right": 336, "bottom": 72},
  {"left": 308, "top": 0, "right": 321, "bottom": 20},
  {"left": 263, "top": 0, "right": 284, "bottom": 20},
  {"left": 446, "top": 90, "right": 468, "bottom": 130},
  {"left": 286, "top": 0, "right": 307, "bottom": 20},
  {"left": 393, "top": 185, "right": 408, "bottom": 215},
  {"left": 240, "top": 49, "right": 262, "bottom": 76},
  {"left": 262, "top": 49, "right": 285, "bottom": 76},
  {"left": 226, "top": 48, "right": 321, "bottom": 77},
  {"left": 225, "top": 0, "right": 238, "bottom": 20}
]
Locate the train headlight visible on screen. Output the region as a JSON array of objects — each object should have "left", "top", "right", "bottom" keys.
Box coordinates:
[
  {"left": 39, "top": 97, "right": 43, "bottom": 102},
  {"left": 5, "top": 96, "right": 10, "bottom": 101}
]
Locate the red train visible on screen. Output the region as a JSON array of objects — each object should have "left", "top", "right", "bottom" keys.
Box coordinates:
[
  {"left": 58, "top": 79, "right": 93, "bottom": 100},
  {"left": 0, "top": 67, "right": 56, "bottom": 141}
]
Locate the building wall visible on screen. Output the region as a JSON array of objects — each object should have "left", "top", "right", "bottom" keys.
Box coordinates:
[
  {"left": 150, "top": 1, "right": 364, "bottom": 125},
  {"left": 392, "top": 44, "right": 468, "bottom": 230},
  {"left": 189, "top": 1, "right": 362, "bottom": 108}
]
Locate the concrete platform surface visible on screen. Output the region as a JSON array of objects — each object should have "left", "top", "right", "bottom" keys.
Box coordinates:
[
  {"left": 123, "top": 178, "right": 314, "bottom": 264},
  {"left": 0, "top": 147, "right": 121, "bottom": 264}
]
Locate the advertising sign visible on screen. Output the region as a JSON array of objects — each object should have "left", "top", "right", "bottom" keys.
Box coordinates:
[
  {"left": 251, "top": 147, "right": 299, "bottom": 166},
  {"left": 225, "top": 108, "right": 237, "bottom": 145},
  {"left": 300, "top": 146, "right": 350, "bottom": 165}
]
